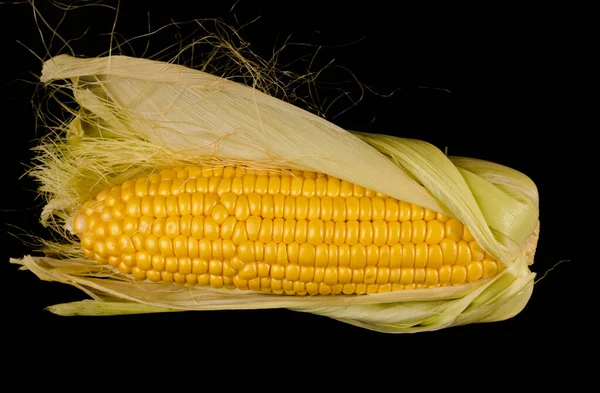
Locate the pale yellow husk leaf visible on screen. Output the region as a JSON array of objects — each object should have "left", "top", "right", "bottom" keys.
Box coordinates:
[{"left": 13, "top": 54, "right": 540, "bottom": 333}]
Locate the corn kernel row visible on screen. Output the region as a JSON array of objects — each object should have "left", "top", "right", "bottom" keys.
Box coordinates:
[
  {"left": 93, "top": 187, "right": 457, "bottom": 226},
  {"left": 78, "top": 212, "right": 474, "bottom": 249},
  {"left": 82, "top": 235, "right": 491, "bottom": 274},
  {"left": 119, "top": 256, "right": 499, "bottom": 294}
]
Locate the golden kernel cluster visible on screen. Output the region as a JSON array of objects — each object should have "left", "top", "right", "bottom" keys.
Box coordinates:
[{"left": 73, "top": 166, "right": 500, "bottom": 295}]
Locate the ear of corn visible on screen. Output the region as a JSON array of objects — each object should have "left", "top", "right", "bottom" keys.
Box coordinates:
[{"left": 12, "top": 54, "right": 540, "bottom": 333}]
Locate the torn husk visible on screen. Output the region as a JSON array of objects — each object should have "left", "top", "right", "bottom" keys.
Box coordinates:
[{"left": 13, "top": 53, "right": 540, "bottom": 333}]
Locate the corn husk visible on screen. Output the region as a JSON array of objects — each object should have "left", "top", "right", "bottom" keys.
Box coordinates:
[{"left": 12, "top": 54, "right": 540, "bottom": 333}]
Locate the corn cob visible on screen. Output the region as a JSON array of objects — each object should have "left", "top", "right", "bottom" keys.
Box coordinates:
[
  {"left": 11, "top": 54, "right": 539, "bottom": 332},
  {"left": 73, "top": 166, "right": 501, "bottom": 295}
]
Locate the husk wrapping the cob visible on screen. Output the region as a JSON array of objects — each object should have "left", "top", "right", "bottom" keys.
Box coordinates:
[{"left": 11, "top": 53, "right": 540, "bottom": 333}]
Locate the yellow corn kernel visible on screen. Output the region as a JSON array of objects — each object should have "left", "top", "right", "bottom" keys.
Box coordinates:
[
  {"left": 179, "top": 215, "right": 192, "bottom": 237},
  {"left": 318, "top": 283, "right": 332, "bottom": 295},
  {"left": 211, "top": 204, "right": 229, "bottom": 225},
  {"left": 389, "top": 244, "right": 402, "bottom": 268},
  {"left": 332, "top": 221, "right": 345, "bottom": 246},
  {"left": 220, "top": 217, "right": 236, "bottom": 240},
  {"left": 300, "top": 266, "right": 315, "bottom": 282},
  {"left": 350, "top": 243, "right": 366, "bottom": 269},
  {"left": 245, "top": 215, "right": 261, "bottom": 241},
  {"left": 398, "top": 201, "right": 411, "bottom": 221},
  {"left": 271, "top": 218, "right": 284, "bottom": 243},
  {"left": 320, "top": 197, "right": 333, "bottom": 221},
  {"left": 371, "top": 220, "right": 387, "bottom": 247},
  {"left": 302, "top": 177, "right": 316, "bottom": 198},
  {"left": 238, "top": 240, "right": 255, "bottom": 263},
  {"left": 387, "top": 221, "right": 400, "bottom": 246},
  {"left": 188, "top": 237, "right": 198, "bottom": 258},
  {"left": 242, "top": 174, "right": 256, "bottom": 194},
  {"left": 261, "top": 194, "right": 274, "bottom": 219},
  {"left": 425, "top": 219, "right": 445, "bottom": 245},
  {"left": 424, "top": 208, "right": 437, "bottom": 221},
  {"left": 327, "top": 177, "right": 340, "bottom": 197},
  {"left": 332, "top": 197, "right": 346, "bottom": 222},
  {"left": 455, "top": 240, "right": 472, "bottom": 265},
  {"left": 258, "top": 218, "right": 273, "bottom": 243},
  {"left": 191, "top": 193, "right": 204, "bottom": 216},
  {"left": 239, "top": 263, "right": 257, "bottom": 280},
  {"left": 235, "top": 195, "right": 250, "bottom": 221},
  {"left": 400, "top": 268, "right": 414, "bottom": 285},
  {"left": 271, "top": 264, "right": 285, "bottom": 280},
  {"left": 276, "top": 243, "right": 288, "bottom": 265},
  {"left": 212, "top": 239, "right": 223, "bottom": 261},
  {"left": 222, "top": 239, "right": 235, "bottom": 259},
  {"left": 359, "top": 221, "right": 373, "bottom": 246},
  {"left": 295, "top": 219, "right": 308, "bottom": 244},
  {"left": 323, "top": 221, "right": 335, "bottom": 244},
  {"left": 165, "top": 257, "right": 179, "bottom": 273},
  {"left": 266, "top": 175, "right": 280, "bottom": 195},
  {"left": 339, "top": 180, "right": 353, "bottom": 198},
  {"left": 440, "top": 238, "right": 458, "bottom": 265},
  {"left": 315, "top": 177, "right": 328, "bottom": 198},
  {"left": 191, "top": 216, "right": 204, "bottom": 239},
  {"left": 282, "top": 219, "right": 296, "bottom": 244},
  {"left": 445, "top": 219, "right": 464, "bottom": 242},
  {"left": 165, "top": 216, "right": 180, "bottom": 238},
  {"left": 327, "top": 244, "right": 338, "bottom": 267},
  {"left": 248, "top": 193, "right": 262, "bottom": 216},
  {"left": 198, "top": 238, "right": 212, "bottom": 260},
  {"left": 425, "top": 268, "right": 439, "bottom": 286},
  {"left": 428, "top": 244, "right": 443, "bottom": 270},
  {"left": 366, "top": 244, "right": 379, "bottom": 266},
  {"left": 463, "top": 225, "right": 475, "bottom": 242},
  {"left": 377, "top": 267, "right": 390, "bottom": 285},
  {"left": 470, "top": 241, "right": 485, "bottom": 261},
  {"left": 197, "top": 274, "right": 210, "bottom": 286},
  {"left": 230, "top": 176, "right": 244, "bottom": 195},
  {"left": 467, "top": 261, "right": 483, "bottom": 282},
  {"left": 345, "top": 220, "right": 359, "bottom": 245},
  {"left": 283, "top": 196, "right": 295, "bottom": 220},
  {"left": 286, "top": 242, "right": 299, "bottom": 264},
  {"left": 338, "top": 244, "right": 350, "bottom": 266},
  {"left": 285, "top": 264, "right": 300, "bottom": 281},
  {"left": 402, "top": 243, "right": 415, "bottom": 268},
  {"left": 371, "top": 197, "right": 385, "bottom": 220},
  {"left": 308, "top": 219, "right": 324, "bottom": 245},
  {"left": 411, "top": 204, "right": 424, "bottom": 221},
  {"left": 435, "top": 212, "right": 450, "bottom": 224},
  {"left": 346, "top": 196, "right": 360, "bottom": 221},
  {"left": 483, "top": 259, "right": 499, "bottom": 278},
  {"left": 412, "top": 220, "right": 426, "bottom": 244},
  {"left": 324, "top": 266, "right": 338, "bottom": 285},
  {"left": 204, "top": 216, "right": 220, "bottom": 241},
  {"left": 451, "top": 265, "right": 467, "bottom": 285},
  {"left": 307, "top": 197, "right": 321, "bottom": 220},
  {"left": 378, "top": 245, "right": 390, "bottom": 267},
  {"left": 400, "top": 221, "right": 412, "bottom": 244},
  {"left": 298, "top": 243, "right": 316, "bottom": 267},
  {"left": 415, "top": 242, "right": 428, "bottom": 269},
  {"left": 384, "top": 198, "right": 398, "bottom": 222},
  {"left": 338, "top": 266, "right": 352, "bottom": 284},
  {"left": 173, "top": 235, "right": 188, "bottom": 258}
]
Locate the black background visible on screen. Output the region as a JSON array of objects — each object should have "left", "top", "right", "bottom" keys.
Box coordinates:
[{"left": 0, "top": 0, "right": 585, "bottom": 367}]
